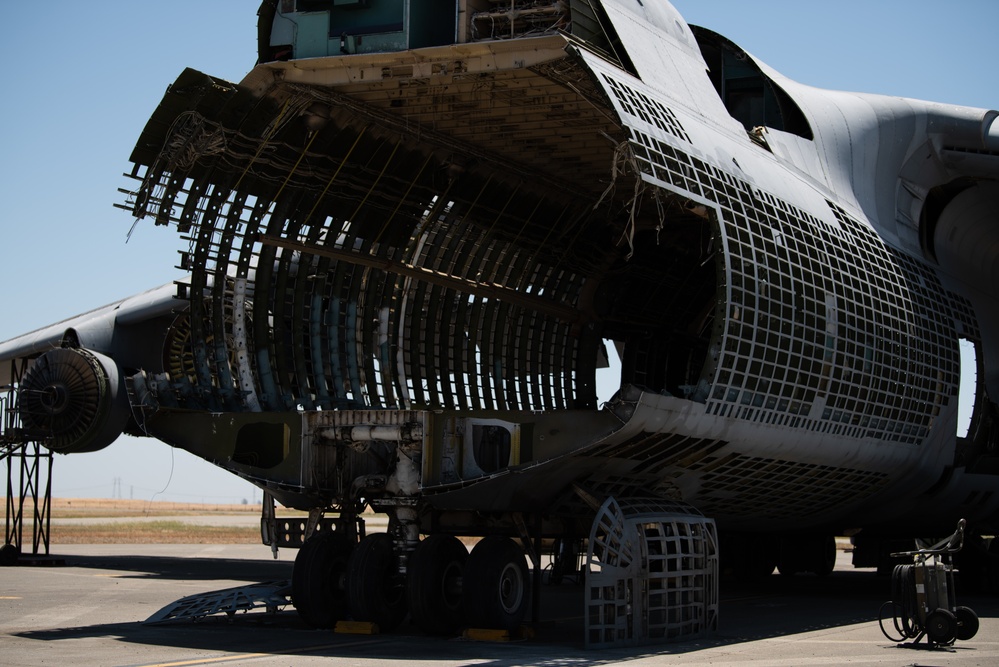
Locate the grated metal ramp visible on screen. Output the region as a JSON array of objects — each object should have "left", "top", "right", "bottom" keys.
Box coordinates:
[{"left": 145, "top": 580, "right": 291, "bottom": 624}]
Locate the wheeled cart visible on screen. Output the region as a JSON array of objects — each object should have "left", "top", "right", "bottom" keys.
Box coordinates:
[{"left": 879, "top": 519, "right": 979, "bottom": 646}]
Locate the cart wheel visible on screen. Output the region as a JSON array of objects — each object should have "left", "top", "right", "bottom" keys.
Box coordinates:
[
  {"left": 925, "top": 608, "right": 957, "bottom": 645},
  {"left": 955, "top": 605, "right": 979, "bottom": 641}
]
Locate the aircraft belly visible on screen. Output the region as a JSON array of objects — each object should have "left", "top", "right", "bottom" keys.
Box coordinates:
[{"left": 425, "top": 388, "right": 942, "bottom": 531}]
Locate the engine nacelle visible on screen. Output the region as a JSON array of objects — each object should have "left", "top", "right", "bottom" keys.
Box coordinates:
[{"left": 18, "top": 347, "right": 131, "bottom": 454}]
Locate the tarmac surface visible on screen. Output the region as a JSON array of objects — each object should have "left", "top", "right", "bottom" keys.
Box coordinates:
[{"left": 1, "top": 542, "right": 997, "bottom": 667}]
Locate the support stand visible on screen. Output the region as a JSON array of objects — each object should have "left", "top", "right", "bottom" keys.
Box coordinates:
[
  {"left": 1, "top": 359, "right": 55, "bottom": 564},
  {"left": 4, "top": 441, "right": 54, "bottom": 559}
]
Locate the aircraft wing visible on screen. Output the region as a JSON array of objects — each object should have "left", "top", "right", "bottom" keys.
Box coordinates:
[{"left": 0, "top": 283, "right": 187, "bottom": 383}]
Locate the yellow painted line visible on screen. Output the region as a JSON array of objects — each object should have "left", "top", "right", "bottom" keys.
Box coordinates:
[
  {"left": 141, "top": 655, "right": 268, "bottom": 667},
  {"left": 0, "top": 596, "right": 22, "bottom": 599},
  {"left": 135, "top": 638, "right": 384, "bottom": 667}
]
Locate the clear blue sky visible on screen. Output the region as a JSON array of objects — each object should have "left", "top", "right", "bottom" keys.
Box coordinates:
[{"left": 1, "top": 1, "right": 994, "bottom": 503}]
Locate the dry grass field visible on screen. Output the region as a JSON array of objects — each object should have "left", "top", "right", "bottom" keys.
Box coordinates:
[
  {"left": 4, "top": 498, "right": 295, "bottom": 545},
  {"left": 50, "top": 497, "right": 263, "bottom": 518},
  {"left": 49, "top": 520, "right": 262, "bottom": 544}
]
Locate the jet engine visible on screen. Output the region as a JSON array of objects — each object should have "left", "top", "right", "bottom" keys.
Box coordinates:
[{"left": 17, "top": 347, "right": 131, "bottom": 454}]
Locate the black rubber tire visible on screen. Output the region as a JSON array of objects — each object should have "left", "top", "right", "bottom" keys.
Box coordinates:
[
  {"left": 814, "top": 535, "right": 837, "bottom": 577},
  {"left": 726, "top": 534, "right": 776, "bottom": 580},
  {"left": 955, "top": 605, "right": 979, "bottom": 641},
  {"left": 777, "top": 539, "right": 801, "bottom": 577},
  {"left": 407, "top": 534, "right": 468, "bottom": 635},
  {"left": 0, "top": 543, "right": 19, "bottom": 566},
  {"left": 346, "top": 533, "right": 407, "bottom": 632},
  {"left": 291, "top": 531, "right": 352, "bottom": 628},
  {"left": 778, "top": 536, "right": 836, "bottom": 576},
  {"left": 462, "top": 536, "right": 530, "bottom": 632},
  {"left": 925, "top": 608, "right": 958, "bottom": 645}
]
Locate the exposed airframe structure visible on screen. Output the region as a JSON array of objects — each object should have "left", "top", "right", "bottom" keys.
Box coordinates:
[{"left": 2, "top": 0, "right": 998, "bottom": 647}]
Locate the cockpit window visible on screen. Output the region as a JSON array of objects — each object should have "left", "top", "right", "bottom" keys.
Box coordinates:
[{"left": 691, "top": 26, "right": 812, "bottom": 141}]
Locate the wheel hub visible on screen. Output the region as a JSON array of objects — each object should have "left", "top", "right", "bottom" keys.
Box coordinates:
[{"left": 498, "top": 562, "right": 524, "bottom": 614}]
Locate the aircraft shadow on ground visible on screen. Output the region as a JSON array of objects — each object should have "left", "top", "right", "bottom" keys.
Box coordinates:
[
  {"left": 20, "top": 564, "right": 996, "bottom": 664},
  {"left": 45, "top": 552, "right": 293, "bottom": 582}
]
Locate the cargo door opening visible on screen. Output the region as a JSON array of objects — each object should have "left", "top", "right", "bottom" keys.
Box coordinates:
[
  {"left": 596, "top": 339, "right": 623, "bottom": 406},
  {"left": 958, "top": 338, "right": 978, "bottom": 439}
]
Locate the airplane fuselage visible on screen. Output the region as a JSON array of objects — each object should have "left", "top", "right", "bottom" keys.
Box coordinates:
[{"left": 2, "top": 0, "right": 997, "bottom": 642}]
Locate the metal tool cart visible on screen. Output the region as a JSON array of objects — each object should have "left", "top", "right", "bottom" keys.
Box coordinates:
[{"left": 879, "top": 519, "right": 980, "bottom": 646}]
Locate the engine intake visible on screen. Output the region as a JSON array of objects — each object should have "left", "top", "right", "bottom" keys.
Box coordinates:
[{"left": 18, "top": 347, "right": 130, "bottom": 453}]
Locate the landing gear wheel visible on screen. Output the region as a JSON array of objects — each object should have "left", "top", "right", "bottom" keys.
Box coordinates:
[
  {"left": 745, "top": 539, "right": 778, "bottom": 579},
  {"left": 462, "top": 536, "right": 529, "bottom": 631},
  {"left": 778, "top": 536, "right": 836, "bottom": 576},
  {"left": 777, "top": 540, "right": 800, "bottom": 577},
  {"left": 955, "top": 605, "right": 979, "bottom": 641},
  {"left": 925, "top": 608, "right": 958, "bottom": 645},
  {"left": 347, "top": 533, "right": 407, "bottom": 632},
  {"left": 407, "top": 534, "right": 468, "bottom": 635},
  {"left": 727, "top": 534, "right": 776, "bottom": 580},
  {"left": 292, "top": 531, "right": 352, "bottom": 628},
  {"left": 814, "top": 535, "right": 837, "bottom": 577}
]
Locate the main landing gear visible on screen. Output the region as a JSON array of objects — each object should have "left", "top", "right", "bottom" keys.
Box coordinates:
[{"left": 292, "top": 531, "right": 530, "bottom": 635}]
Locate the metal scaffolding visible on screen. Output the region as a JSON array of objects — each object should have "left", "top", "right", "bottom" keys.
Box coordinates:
[{"left": 1, "top": 358, "right": 53, "bottom": 561}]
